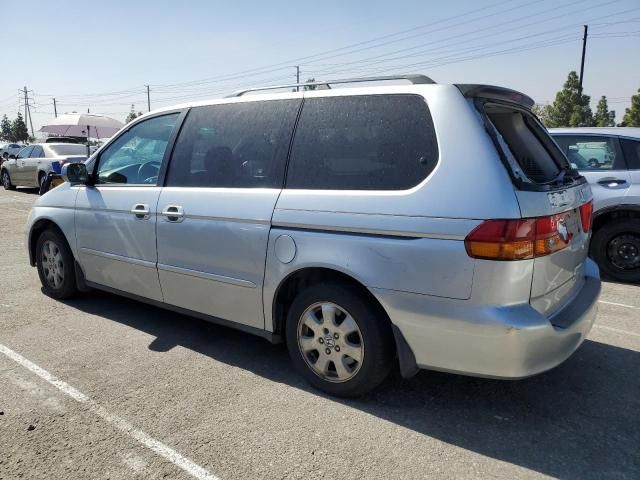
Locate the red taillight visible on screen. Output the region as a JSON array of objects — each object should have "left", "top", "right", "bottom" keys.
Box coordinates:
[
  {"left": 465, "top": 208, "right": 585, "bottom": 261},
  {"left": 580, "top": 201, "right": 593, "bottom": 233}
]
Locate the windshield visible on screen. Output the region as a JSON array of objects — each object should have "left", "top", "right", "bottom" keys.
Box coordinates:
[{"left": 49, "top": 144, "right": 87, "bottom": 156}]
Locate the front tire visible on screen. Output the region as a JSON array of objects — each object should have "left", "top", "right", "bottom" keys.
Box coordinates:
[
  {"left": 285, "top": 283, "right": 394, "bottom": 397},
  {"left": 36, "top": 229, "right": 78, "bottom": 299},
  {"left": 2, "top": 170, "right": 15, "bottom": 190},
  {"left": 591, "top": 219, "right": 640, "bottom": 283}
]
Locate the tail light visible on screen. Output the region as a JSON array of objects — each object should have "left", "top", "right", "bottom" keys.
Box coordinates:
[
  {"left": 580, "top": 201, "right": 593, "bottom": 233},
  {"left": 465, "top": 205, "right": 590, "bottom": 261}
]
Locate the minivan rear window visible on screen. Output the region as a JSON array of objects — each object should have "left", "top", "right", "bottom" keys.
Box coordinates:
[
  {"left": 286, "top": 95, "right": 438, "bottom": 190},
  {"left": 485, "top": 104, "right": 566, "bottom": 184}
]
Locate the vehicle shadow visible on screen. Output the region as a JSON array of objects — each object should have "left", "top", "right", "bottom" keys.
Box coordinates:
[{"left": 65, "top": 290, "right": 639, "bottom": 479}]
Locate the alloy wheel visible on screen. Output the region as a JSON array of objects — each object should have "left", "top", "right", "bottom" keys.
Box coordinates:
[
  {"left": 41, "top": 240, "right": 64, "bottom": 289},
  {"left": 297, "top": 302, "right": 364, "bottom": 383}
]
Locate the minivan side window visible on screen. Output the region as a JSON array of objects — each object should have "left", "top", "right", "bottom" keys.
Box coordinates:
[
  {"left": 165, "top": 99, "right": 300, "bottom": 188},
  {"left": 96, "top": 113, "right": 179, "bottom": 185},
  {"left": 620, "top": 138, "right": 640, "bottom": 170},
  {"left": 286, "top": 95, "right": 439, "bottom": 190},
  {"left": 552, "top": 135, "right": 624, "bottom": 171}
]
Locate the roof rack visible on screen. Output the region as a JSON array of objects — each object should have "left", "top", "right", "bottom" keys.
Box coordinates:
[{"left": 226, "top": 74, "right": 435, "bottom": 97}]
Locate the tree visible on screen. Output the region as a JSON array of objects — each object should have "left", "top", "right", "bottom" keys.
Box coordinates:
[
  {"left": 0, "top": 114, "right": 13, "bottom": 141},
  {"left": 125, "top": 104, "right": 143, "bottom": 123},
  {"left": 11, "top": 112, "right": 29, "bottom": 143},
  {"left": 620, "top": 88, "right": 640, "bottom": 127},
  {"left": 593, "top": 96, "right": 616, "bottom": 127},
  {"left": 532, "top": 103, "right": 553, "bottom": 126},
  {"left": 542, "top": 71, "right": 594, "bottom": 127}
]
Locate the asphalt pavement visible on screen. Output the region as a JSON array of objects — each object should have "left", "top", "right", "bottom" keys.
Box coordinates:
[{"left": 0, "top": 187, "right": 638, "bottom": 479}]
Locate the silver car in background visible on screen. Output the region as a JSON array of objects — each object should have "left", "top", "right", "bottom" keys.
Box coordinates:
[
  {"left": 25, "top": 75, "right": 600, "bottom": 396},
  {"left": 2, "top": 143, "right": 87, "bottom": 190},
  {"left": 550, "top": 128, "right": 640, "bottom": 282}
]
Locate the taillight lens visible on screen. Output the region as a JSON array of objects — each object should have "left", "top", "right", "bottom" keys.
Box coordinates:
[
  {"left": 580, "top": 201, "right": 593, "bottom": 233},
  {"left": 464, "top": 219, "right": 535, "bottom": 260},
  {"left": 465, "top": 206, "right": 589, "bottom": 261}
]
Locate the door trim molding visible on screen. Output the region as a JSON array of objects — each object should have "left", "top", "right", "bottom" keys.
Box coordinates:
[
  {"left": 157, "top": 263, "right": 257, "bottom": 288},
  {"left": 80, "top": 247, "right": 156, "bottom": 269}
]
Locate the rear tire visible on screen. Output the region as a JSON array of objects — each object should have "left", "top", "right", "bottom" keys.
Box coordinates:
[
  {"left": 2, "top": 170, "right": 15, "bottom": 190},
  {"left": 38, "top": 172, "right": 46, "bottom": 190},
  {"left": 36, "top": 229, "right": 78, "bottom": 299},
  {"left": 591, "top": 219, "right": 640, "bottom": 283},
  {"left": 285, "top": 283, "right": 394, "bottom": 397}
]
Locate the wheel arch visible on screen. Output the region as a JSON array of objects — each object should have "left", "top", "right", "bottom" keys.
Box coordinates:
[
  {"left": 593, "top": 205, "right": 640, "bottom": 236},
  {"left": 271, "top": 266, "right": 417, "bottom": 377},
  {"left": 28, "top": 218, "right": 70, "bottom": 266}
]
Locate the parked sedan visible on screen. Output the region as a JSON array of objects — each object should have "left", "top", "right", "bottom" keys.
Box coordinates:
[
  {"left": 1, "top": 143, "right": 87, "bottom": 190},
  {"left": 550, "top": 127, "right": 640, "bottom": 282},
  {"left": 0, "top": 143, "right": 25, "bottom": 160}
]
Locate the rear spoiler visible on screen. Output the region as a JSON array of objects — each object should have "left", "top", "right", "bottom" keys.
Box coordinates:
[{"left": 455, "top": 84, "right": 534, "bottom": 109}]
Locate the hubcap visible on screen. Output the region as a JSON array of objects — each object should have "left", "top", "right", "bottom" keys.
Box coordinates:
[
  {"left": 41, "top": 240, "right": 64, "bottom": 289},
  {"left": 608, "top": 234, "right": 640, "bottom": 271},
  {"left": 297, "top": 302, "right": 364, "bottom": 383}
]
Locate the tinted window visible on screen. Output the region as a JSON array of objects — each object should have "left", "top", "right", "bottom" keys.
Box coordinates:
[
  {"left": 49, "top": 144, "right": 87, "bottom": 156},
  {"left": 165, "top": 100, "right": 300, "bottom": 188},
  {"left": 96, "top": 113, "right": 179, "bottom": 185},
  {"left": 620, "top": 138, "right": 640, "bottom": 170},
  {"left": 286, "top": 95, "right": 438, "bottom": 190},
  {"left": 552, "top": 135, "right": 624, "bottom": 171},
  {"left": 17, "top": 146, "right": 33, "bottom": 158},
  {"left": 30, "top": 146, "right": 44, "bottom": 158}
]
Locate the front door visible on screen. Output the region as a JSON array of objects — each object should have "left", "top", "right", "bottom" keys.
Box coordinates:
[
  {"left": 156, "top": 97, "right": 301, "bottom": 329},
  {"left": 75, "top": 112, "right": 181, "bottom": 301},
  {"left": 13, "top": 146, "right": 33, "bottom": 184}
]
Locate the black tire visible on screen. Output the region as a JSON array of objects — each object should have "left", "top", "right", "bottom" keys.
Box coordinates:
[
  {"left": 285, "top": 283, "right": 394, "bottom": 397},
  {"left": 36, "top": 229, "right": 78, "bottom": 299},
  {"left": 2, "top": 169, "right": 15, "bottom": 190},
  {"left": 591, "top": 218, "right": 640, "bottom": 283},
  {"left": 38, "top": 172, "right": 46, "bottom": 189}
]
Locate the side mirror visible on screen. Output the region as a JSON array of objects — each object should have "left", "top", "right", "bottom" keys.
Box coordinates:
[
  {"left": 9, "top": 154, "right": 16, "bottom": 160},
  {"left": 62, "top": 163, "right": 89, "bottom": 184}
]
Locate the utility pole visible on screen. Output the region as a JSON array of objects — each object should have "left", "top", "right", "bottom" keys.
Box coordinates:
[
  {"left": 145, "top": 85, "right": 151, "bottom": 112},
  {"left": 53, "top": 98, "right": 57, "bottom": 117},
  {"left": 23, "top": 86, "right": 34, "bottom": 138},
  {"left": 579, "top": 25, "right": 588, "bottom": 92},
  {"left": 295, "top": 66, "right": 300, "bottom": 92}
]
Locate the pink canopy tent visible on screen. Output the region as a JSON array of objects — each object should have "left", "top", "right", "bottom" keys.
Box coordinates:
[{"left": 39, "top": 113, "right": 124, "bottom": 139}]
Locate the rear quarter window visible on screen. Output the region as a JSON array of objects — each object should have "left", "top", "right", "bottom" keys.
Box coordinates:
[
  {"left": 620, "top": 138, "right": 640, "bottom": 169},
  {"left": 286, "top": 94, "right": 438, "bottom": 190}
]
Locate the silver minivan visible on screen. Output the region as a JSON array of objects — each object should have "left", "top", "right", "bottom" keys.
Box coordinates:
[{"left": 25, "top": 75, "right": 600, "bottom": 396}]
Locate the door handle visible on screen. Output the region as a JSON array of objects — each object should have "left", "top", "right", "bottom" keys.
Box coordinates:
[
  {"left": 597, "top": 178, "right": 627, "bottom": 187},
  {"left": 131, "top": 203, "right": 151, "bottom": 219},
  {"left": 161, "top": 205, "right": 185, "bottom": 222}
]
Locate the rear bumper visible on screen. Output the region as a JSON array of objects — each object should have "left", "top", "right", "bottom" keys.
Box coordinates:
[{"left": 374, "top": 259, "right": 601, "bottom": 379}]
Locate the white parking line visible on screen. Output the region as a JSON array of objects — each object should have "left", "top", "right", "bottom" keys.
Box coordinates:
[
  {"left": 0, "top": 343, "right": 220, "bottom": 480},
  {"left": 599, "top": 300, "right": 640, "bottom": 310},
  {"left": 594, "top": 325, "right": 640, "bottom": 338}
]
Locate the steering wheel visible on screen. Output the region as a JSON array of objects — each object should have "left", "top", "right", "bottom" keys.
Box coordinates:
[{"left": 137, "top": 161, "right": 161, "bottom": 184}]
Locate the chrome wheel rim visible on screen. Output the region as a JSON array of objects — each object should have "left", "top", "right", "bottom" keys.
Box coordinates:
[
  {"left": 41, "top": 240, "right": 64, "bottom": 289},
  {"left": 2, "top": 172, "right": 9, "bottom": 188},
  {"left": 297, "top": 302, "right": 364, "bottom": 383}
]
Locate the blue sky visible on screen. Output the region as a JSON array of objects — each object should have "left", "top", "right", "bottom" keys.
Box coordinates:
[{"left": 1, "top": 0, "right": 638, "bottom": 132}]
